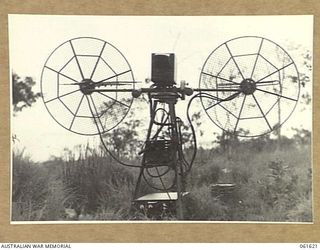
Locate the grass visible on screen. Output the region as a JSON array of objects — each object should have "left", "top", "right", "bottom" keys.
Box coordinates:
[
  {"left": 185, "top": 141, "right": 312, "bottom": 221},
  {"left": 11, "top": 137, "right": 312, "bottom": 222}
]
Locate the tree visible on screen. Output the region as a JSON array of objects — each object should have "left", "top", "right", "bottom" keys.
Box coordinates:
[
  {"left": 286, "top": 44, "right": 312, "bottom": 108},
  {"left": 292, "top": 128, "right": 311, "bottom": 146},
  {"left": 12, "top": 73, "right": 41, "bottom": 113},
  {"left": 104, "top": 117, "right": 142, "bottom": 159}
]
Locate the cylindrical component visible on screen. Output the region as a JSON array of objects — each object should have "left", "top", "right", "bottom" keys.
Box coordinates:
[
  {"left": 184, "top": 87, "right": 194, "bottom": 96},
  {"left": 132, "top": 89, "right": 142, "bottom": 98}
]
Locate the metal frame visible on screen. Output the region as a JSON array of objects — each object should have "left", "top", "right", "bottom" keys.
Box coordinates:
[
  {"left": 41, "top": 36, "right": 301, "bottom": 220},
  {"left": 40, "top": 37, "right": 135, "bottom": 136},
  {"left": 199, "top": 36, "right": 300, "bottom": 137}
]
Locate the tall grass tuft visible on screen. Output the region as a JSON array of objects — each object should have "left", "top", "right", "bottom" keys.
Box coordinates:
[{"left": 12, "top": 134, "right": 312, "bottom": 222}]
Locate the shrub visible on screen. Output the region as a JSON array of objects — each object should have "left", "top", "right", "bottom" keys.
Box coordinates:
[{"left": 185, "top": 185, "right": 228, "bottom": 220}]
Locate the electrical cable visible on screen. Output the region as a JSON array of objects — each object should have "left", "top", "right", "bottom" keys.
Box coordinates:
[
  {"left": 141, "top": 93, "right": 178, "bottom": 192},
  {"left": 87, "top": 85, "right": 239, "bottom": 175},
  {"left": 184, "top": 93, "right": 201, "bottom": 173},
  {"left": 86, "top": 96, "right": 143, "bottom": 169},
  {"left": 176, "top": 117, "right": 192, "bottom": 173},
  {"left": 184, "top": 91, "right": 241, "bottom": 173},
  {"left": 146, "top": 165, "right": 171, "bottom": 178},
  {"left": 142, "top": 168, "right": 176, "bottom": 191},
  {"left": 153, "top": 108, "right": 170, "bottom": 126},
  {"left": 155, "top": 166, "right": 172, "bottom": 200}
]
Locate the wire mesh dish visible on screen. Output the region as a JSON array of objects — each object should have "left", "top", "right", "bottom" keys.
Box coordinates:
[
  {"left": 199, "top": 36, "right": 300, "bottom": 137},
  {"left": 41, "top": 37, "right": 135, "bottom": 135}
]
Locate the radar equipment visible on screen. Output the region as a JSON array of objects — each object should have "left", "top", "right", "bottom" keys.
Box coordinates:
[{"left": 41, "top": 36, "right": 300, "bottom": 220}]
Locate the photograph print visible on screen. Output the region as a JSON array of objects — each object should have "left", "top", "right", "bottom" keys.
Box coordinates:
[{"left": 10, "top": 15, "right": 313, "bottom": 222}]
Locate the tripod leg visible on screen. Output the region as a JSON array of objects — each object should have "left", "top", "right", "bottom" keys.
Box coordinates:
[
  {"left": 130, "top": 99, "right": 158, "bottom": 218},
  {"left": 133, "top": 167, "right": 144, "bottom": 199},
  {"left": 167, "top": 101, "right": 184, "bottom": 220}
]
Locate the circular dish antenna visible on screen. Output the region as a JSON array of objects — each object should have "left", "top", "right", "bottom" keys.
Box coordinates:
[
  {"left": 41, "top": 37, "right": 135, "bottom": 135},
  {"left": 199, "top": 36, "right": 300, "bottom": 137}
]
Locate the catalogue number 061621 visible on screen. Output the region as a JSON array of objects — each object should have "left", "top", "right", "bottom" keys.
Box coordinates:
[{"left": 300, "top": 244, "right": 318, "bottom": 249}]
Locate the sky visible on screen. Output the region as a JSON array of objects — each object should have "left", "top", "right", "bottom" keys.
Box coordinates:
[{"left": 9, "top": 15, "right": 313, "bottom": 162}]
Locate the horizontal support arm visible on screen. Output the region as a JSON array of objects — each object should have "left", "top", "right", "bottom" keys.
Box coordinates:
[{"left": 91, "top": 87, "right": 240, "bottom": 94}]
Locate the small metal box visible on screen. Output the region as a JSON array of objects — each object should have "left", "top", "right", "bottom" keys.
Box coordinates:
[{"left": 151, "top": 53, "right": 176, "bottom": 86}]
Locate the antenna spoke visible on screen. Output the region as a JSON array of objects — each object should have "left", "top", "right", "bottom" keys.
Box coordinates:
[
  {"left": 259, "top": 54, "right": 278, "bottom": 70},
  {"left": 225, "top": 43, "right": 245, "bottom": 80},
  {"left": 96, "top": 69, "right": 132, "bottom": 84},
  {"left": 61, "top": 81, "right": 136, "bottom": 86},
  {"left": 234, "top": 53, "right": 258, "bottom": 57},
  {"left": 265, "top": 98, "right": 280, "bottom": 116},
  {"left": 217, "top": 103, "right": 238, "bottom": 119},
  {"left": 250, "top": 38, "right": 264, "bottom": 78},
  {"left": 201, "top": 71, "right": 240, "bottom": 85},
  {"left": 217, "top": 82, "right": 241, "bottom": 86},
  {"left": 90, "top": 41, "right": 106, "bottom": 80},
  {"left": 45, "top": 66, "right": 78, "bottom": 83},
  {"left": 204, "top": 100, "right": 221, "bottom": 111},
  {"left": 217, "top": 57, "right": 232, "bottom": 75},
  {"left": 240, "top": 116, "right": 267, "bottom": 120},
  {"left": 97, "top": 91, "right": 130, "bottom": 108},
  {"left": 89, "top": 95, "right": 105, "bottom": 130},
  {"left": 95, "top": 81, "right": 133, "bottom": 87},
  {"left": 98, "top": 81, "right": 138, "bottom": 84},
  {"left": 252, "top": 93, "right": 272, "bottom": 131},
  {"left": 256, "top": 80, "right": 280, "bottom": 84},
  {"left": 44, "top": 88, "right": 81, "bottom": 104},
  {"left": 75, "top": 54, "right": 99, "bottom": 57},
  {"left": 69, "top": 40, "right": 85, "bottom": 80},
  {"left": 255, "top": 83, "right": 280, "bottom": 87},
  {"left": 85, "top": 95, "right": 102, "bottom": 133},
  {"left": 101, "top": 58, "right": 117, "bottom": 74},
  {"left": 256, "top": 88, "right": 297, "bottom": 102},
  {"left": 60, "top": 83, "right": 80, "bottom": 85},
  {"left": 69, "top": 95, "right": 84, "bottom": 129},
  {"left": 257, "top": 62, "right": 294, "bottom": 82},
  {"left": 234, "top": 95, "right": 246, "bottom": 132},
  {"left": 59, "top": 56, "right": 75, "bottom": 72},
  {"left": 59, "top": 98, "right": 74, "bottom": 115},
  {"left": 205, "top": 92, "right": 240, "bottom": 111}
]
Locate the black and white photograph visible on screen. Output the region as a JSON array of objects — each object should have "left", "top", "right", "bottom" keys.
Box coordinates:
[{"left": 9, "top": 15, "right": 313, "bottom": 222}]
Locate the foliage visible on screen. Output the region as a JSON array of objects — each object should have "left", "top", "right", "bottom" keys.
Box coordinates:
[
  {"left": 286, "top": 43, "right": 312, "bottom": 107},
  {"left": 185, "top": 185, "right": 229, "bottom": 220},
  {"left": 11, "top": 131, "right": 312, "bottom": 221},
  {"left": 180, "top": 111, "right": 203, "bottom": 147},
  {"left": 61, "top": 145, "right": 137, "bottom": 219},
  {"left": 12, "top": 149, "right": 73, "bottom": 221},
  {"left": 292, "top": 128, "right": 311, "bottom": 145},
  {"left": 12, "top": 73, "right": 41, "bottom": 113},
  {"left": 103, "top": 116, "right": 143, "bottom": 158},
  {"left": 184, "top": 133, "right": 312, "bottom": 222}
]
